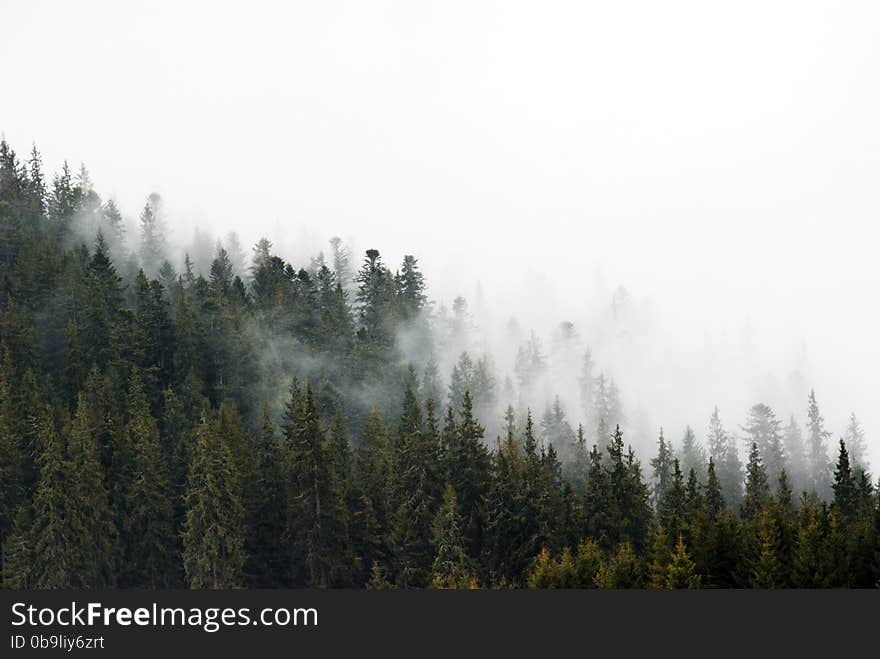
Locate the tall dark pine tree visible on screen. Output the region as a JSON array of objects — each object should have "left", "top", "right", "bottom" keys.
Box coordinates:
[
  {"left": 390, "top": 382, "right": 437, "bottom": 588},
  {"left": 286, "top": 381, "right": 349, "bottom": 587},
  {"left": 742, "top": 443, "right": 770, "bottom": 520},
  {"left": 0, "top": 350, "right": 23, "bottom": 549},
  {"left": 121, "top": 370, "right": 175, "bottom": 587},
  {"left": 395, "top": 255, "right": 427, "bottom": 322},
  {"left": 249, "top": 403, "right": 290, "bottom": 586},
  {"left": 831, "top": 439, "right": 857, "bottom": 520},
  {"left": 354, "top": 249, "right": 396, "bottom": 347},
  {"left": 351, "top": 408, "right": 394, "bottom": 582},
  {"left": 29, "top": 406, "right": 71, "bottom": 588},
  {"left": 65, "top": 394, "right": 116, "bottom": 587},
  {"left": 651, "top": 428, "right": 673, "bottom": 511},
  {"left": 449, "top": 391, "right": 491, "bottom": 557}
]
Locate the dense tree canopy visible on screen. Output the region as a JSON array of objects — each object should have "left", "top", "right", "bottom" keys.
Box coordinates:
[{"left": 0, "top": 138, "right": 877, "bottom": 589}]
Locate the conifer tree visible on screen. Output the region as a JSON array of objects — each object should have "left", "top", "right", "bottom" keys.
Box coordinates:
[
  {"left": 0, "top": 351, "right": 23, "bottom": 547},
  {"left": 594, "top": 542, "right": 642, "bottom": 589},
  {"left": 65, "top": 393, "right": 116, "bottom": 587},
  {"left": 29, "top": 406, "right": 71, "bottom": 588},
  {"left": 431, "top": 484, "right": 474, "bottom": 588},
  {"left": 707, "top": 406, "right": 742, "bottom": 507},
  {"left": 843, "top": 413, "right": 869, "bottom": 475},
  {"left": 651, "top": 428, "right": 673, "bottom": 511},
  {"left": 679, "top": 426, "right": 707, "bottom": 482},
  {"left": 182, "top": 411, "right": 246, "bottom": 589},
  {"left": 742, "top": 403, "right": 785, "bottom": 490},
  {"left": 448, "top": 391, "right": 491, "bottom": 556},
  {"left": 352, "top": 408, "right": 394, "bottom": 580},
  {"left": 286, "top": 381, "right": 349, "bottom": 587},
  {"left": 121, "top": 371, "right": 175, "bottom": 587},
  {"left": 831, "top": 439, "right": 857, "bottom": 519},
  {"left": 249, "top": 403, "right": 289, "bottom": 586},
  {"left": 665, "top": 534, "right": 701, "bottom": 588},
  {"left": 704, "top": 458, "right": 726, "bottom": 519},
  {"left": 742, "top": 443, "right": 770, "bottom": 520},
  {"left": 751, "top": 512, "right": 782, "bottom": 588},
  {"left": 782, "top": 416, "right": 807, "bottom": 493},
  {"left": 806, "top": 390, "right": 832, "bottom": 498},
  {"left": 660, "top": 459, "right": 687, "bottom": 543},
  {"left": 648, "top": 525, "right": 671, "bottom": 588}
]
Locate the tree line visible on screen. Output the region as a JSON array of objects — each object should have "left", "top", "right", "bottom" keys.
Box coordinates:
[{"left": 0, "top": 139, "right": 877, "bottom": 588}]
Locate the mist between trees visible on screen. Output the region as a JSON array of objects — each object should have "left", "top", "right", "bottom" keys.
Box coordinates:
[{"left": 0, "top": 139, "right": 877, "bottom": 589}]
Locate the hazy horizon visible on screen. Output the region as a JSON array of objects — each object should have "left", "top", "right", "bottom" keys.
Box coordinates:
[{"left": 3, "top": 0, "right": 878, "bottom": 466}]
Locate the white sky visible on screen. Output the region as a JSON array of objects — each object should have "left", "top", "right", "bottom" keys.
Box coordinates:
[{"left": 3, "top": 0, "right": 879, "bottom": 464}]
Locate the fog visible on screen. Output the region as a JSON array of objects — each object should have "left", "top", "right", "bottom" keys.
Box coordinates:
[{"left": 3, "top": 0, "right": 879, "bottom": 466}]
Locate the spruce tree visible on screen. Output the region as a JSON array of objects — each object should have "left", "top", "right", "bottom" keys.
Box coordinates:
[
  {"left": 182, "top": 411, "right": 246, "bottom": 589},
  {"left": 742, "top": 403, "right": 785, "bottom": 490},
  {"left": 742, "top": 443, "right": 770, "bottom": 520},
  {"left": 65, "top": 393, "right": 116, "bottom": 587},
  {"left": 121, "top": 370, "right": 175, "bottom": 587},
  {"left": 805, "top": 390, "right": 832, "bottom": 498},
  {"left": 707, "top": 406, "right": 742, "bottom": 507},
  {"left": 29, "top": 406, "right": 71, "bottom": 588},
  {"left": 249, "top": 403, "right": 289, "bottom": 586},
  {"left": 650, "top": 427, "right": 673, "bottom": 511},
  {"left": 831, "top": 439, "right": 857, "bottom": 519},
  {"left": 679, "top": 426, "right": 707, "bottom": 482},
  {"left": 665, "top": 534, "right": 701, "bottom": 589},
  {"left": 431, "top": 484, "right": 474, "bottom": 588},
  {"left": 843, "top": 413, "right": 869, "bottom": 475}
]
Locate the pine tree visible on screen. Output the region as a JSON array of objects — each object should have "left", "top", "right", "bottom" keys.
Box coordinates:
[
  {"left": 660, "top": 459, "right": 687, "bottom": 543},
  {"left": 182, "top": 411, "right": 246, "bottom": 589},
  {"left": 390, "top": 383, "right": 436, "bottom": 588},
  {"left": 742, "top": 443, "right": 770, "bottom": 520},
  {"left": 352, "top": 408, "right": 394, "bottom": 581},
  {"left": 648, "top": 525, "right": 671, "bottom": 588},
  {"left": 448, "top": 391, "right": 491, "bottom": 556},
  {"left": 286, "top": 381, "right": 349, "bottom": 587},
  {"left": 742, "top": 403, "right": 785, "bottom": 490},
  {"left": 121, "top": 370, "right": 175, "bottom": 587},
  {"left": 29, "top": 406, "right": 71, "bottom": 588},
  {"left": 651, "top": 428, "right": 673, "bottom": 511},
  {"left": 665, "top": 534, "right": 701, "bottom": 588},
  {"left": 806, "top": 390, "right": 832, "bottom": 498},
  {"left": 249, "top": 403, "right": 289, "bottom": 586},
  {"left": 707, "top": 406, "right": 742, "bottom": 507},
  {"left": 138, "top": 193, "right": 166, "bottom": 276},
  {"left": 395, "top": 255, "right": 427, "bottom": 321},
  {"left": 0, "top": 350, "right": 23, "bottom": 547},
  {"left": 431, "top": 484, "right": 474, "bottom": 588},
  {"left": 594, "top": 542, "right": 642, "bottom": 589},
  {"left": 782, "top": 416, "right": 807, "bottom": 494},
  {"left": 831, "top": 439, "right": 857, "bottom": 519},
  {"left": 843, "top": 413, "right": 869, "bottom": 475},
  {"left": 679, "top": 426, "right": 707, "bottom": 482},
  {"left": 705, "top": 458, "right": 726, "bottom": 518},
  {"left": 751, "top": 512, "right": 781, "bottom": 588},
  {"left": 65, "top": 393, "right": 116, "bottom": 587}
]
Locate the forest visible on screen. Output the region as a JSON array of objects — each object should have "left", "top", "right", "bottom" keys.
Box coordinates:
[{"left": 0, "top": 138, "right": 878, "bottom": 589}]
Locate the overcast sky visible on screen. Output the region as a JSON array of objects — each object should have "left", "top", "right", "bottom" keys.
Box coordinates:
[{"left": 3, "top": 0, "right": 878, "bottom": 462}]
